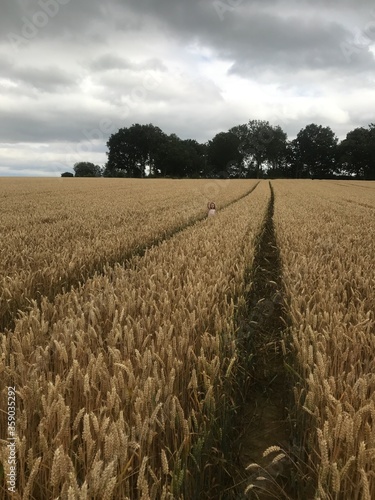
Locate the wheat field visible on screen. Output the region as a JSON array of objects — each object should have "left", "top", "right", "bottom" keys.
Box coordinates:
[
  {"left": 0, "top": 178, "right": 256, "bottom": 332},
  {"left": 272, "top": 180, "right": 375, "bottom": 500},
  {"left": 1, "top": 178, "right": 268, "bottom": 499},
  {"left": 1, "top": 178, "right": 374, "bottom": 499}
]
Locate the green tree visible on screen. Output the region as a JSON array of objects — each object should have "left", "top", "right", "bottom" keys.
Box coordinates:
[
  {"left": 73, "top": 162, "right": 102, "bottom": 177},
  {"left": 106, "top": 125, "right": 207, "bottom": 178},
  {"left": 292, "top": 124, "right": 338, "bottom": 178},
  {"left": 230, "top": 120, "right": 287, "bottom": 178},
  {"left": 153, "top": 135, "right": 206, "bottom": 177},
  {"left": 154, "top": 133, "right": 185, "bottom": 177},
  {"left": 265, "top": 125, "right": 288, "bottom": 176},
  {"left": 183, "top": 139, "right": 207, "bottom": 177},
  {"left": 206, "top": 131, "right": 244, "bottom": 177},
  {"left": 338, "top": 124, "right": 375, "bottom": 179},
  {"left": 281, "top": 141, "right": 300, "bottom": 178},
  {"left": 105, "top": 123, "right": 166, "bottom": 177}
]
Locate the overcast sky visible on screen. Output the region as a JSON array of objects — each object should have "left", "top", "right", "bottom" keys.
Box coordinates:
[{"left": 1, "top": 0, "right": 374, "bottom": 176}]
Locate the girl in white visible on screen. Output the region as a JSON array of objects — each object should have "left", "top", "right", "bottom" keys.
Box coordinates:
[{"left": 207, "top": 201, "right": 216, "bottom": 217}]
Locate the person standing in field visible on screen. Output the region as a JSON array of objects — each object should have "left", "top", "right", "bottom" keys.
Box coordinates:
[{"left": 207, "top": 201, "right": 216, "bottom": 217}]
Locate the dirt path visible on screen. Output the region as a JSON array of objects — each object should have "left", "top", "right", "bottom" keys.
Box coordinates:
[{"left": 224, "top": 182, "right": 296, "bottom": 499}]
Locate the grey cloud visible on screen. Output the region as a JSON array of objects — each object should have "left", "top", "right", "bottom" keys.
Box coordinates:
[
  {"left": 0, "top": 106, "right": 120, "bottom": 143},
  {"left": 0, "top": 111, "right": 76, "bottom": 143},
  {"left": 224, "top": 14, "right": 375, "bottom": 76},
  {"left": 123, "top": 0, "right": 375, "bottom": 75},
  {"left": 12, "top": 65, "right": 75, "bottom": 92},
  {"left": 0, "top": 1, "right": 28, "bottom": 34},
  {"left": 4, "top": 0, "right": 374, "bottom": 76},
  {"left": 89, "top": 54, "right": 167, "bottom": 73},
  {"left": 2, "top": 0, "right": 117, "bottom": 50}
]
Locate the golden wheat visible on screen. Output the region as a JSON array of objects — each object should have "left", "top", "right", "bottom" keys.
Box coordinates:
[
  {"left": 273, "top": 179, "right": 375, "bottom": 499},
  {"left": 1, "top": 179, "right": 269, "bottom": 499},
  {"left": 0, "top": 177, "right": 257, "bottom": 331}
]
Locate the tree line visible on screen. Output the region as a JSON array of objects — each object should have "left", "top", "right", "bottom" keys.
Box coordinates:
[{"left": 65, "top": 120, "right": 375, "bottom": 180}]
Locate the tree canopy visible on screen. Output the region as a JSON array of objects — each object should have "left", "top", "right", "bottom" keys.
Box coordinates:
[
  {"left": 70, "top": 120, "right": 375, "bottom": 180},
  {"left": 73, "top": 162, "right": 103, "bottom": 177},
  {"left": 105, "top": 124, "right": 165, "bottom": 177},
  {"left": 291, "top": 124, "right": 338, "bottom": 178},
  {"left": 206, "top": 131, "right": 243, "bottom": 177},
  {"left": 338, "top": 124, "right": 375, "bottom": 180},
  {"left": 105, "top": 124, "right": 207, "bottom": 178},
  {"left": 230, "top": 120, "right": 288, "bottom": 178}
]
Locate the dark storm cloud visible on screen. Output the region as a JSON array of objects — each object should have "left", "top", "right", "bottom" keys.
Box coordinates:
[
  {"left": 3, "top": 0, "right": 375, "bottom": 70},
  {"left": 223, "top": 13, "right": 375, "bottom": 76},
  {"left": 121, "top": 0, "right": 375, "bottom": 73},
  {"left": 3, "top": 0, "right": 374, "bottom": 78},
  {"left": 2, "top": 0, "right": 115, "bottom": 43}
]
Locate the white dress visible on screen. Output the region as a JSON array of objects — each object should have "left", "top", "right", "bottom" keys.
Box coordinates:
[{"left": 208, "top": 209, "right": 216, "bottom": 217}]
